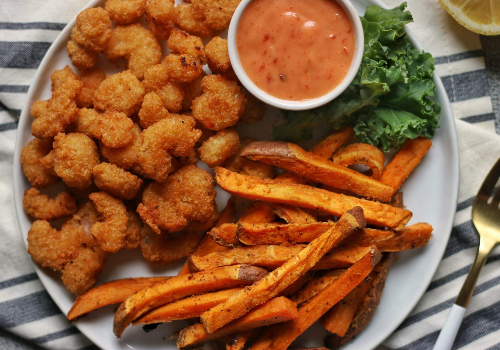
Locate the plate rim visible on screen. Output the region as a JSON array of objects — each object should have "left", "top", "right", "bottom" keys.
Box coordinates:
[{"left": 12, "top": 0, "right": 460, "bottom": 349}]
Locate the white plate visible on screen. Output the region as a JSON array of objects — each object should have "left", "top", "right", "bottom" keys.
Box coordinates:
[{"left": 13, "top": 0, "right": 459, "bottom": 349}]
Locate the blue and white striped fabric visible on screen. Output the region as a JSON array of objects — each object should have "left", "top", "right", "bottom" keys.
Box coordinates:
[{"left": 1, "top": 0, "right": 500, "bottom": 349}]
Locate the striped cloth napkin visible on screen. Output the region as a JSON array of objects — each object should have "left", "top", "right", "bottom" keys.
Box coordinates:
[{"left": 1, "top": 0, "right": 500, "bottom": 349}]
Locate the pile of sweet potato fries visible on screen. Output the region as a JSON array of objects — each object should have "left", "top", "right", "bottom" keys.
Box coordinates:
[{"left": 67, "top": 127, "right": 433, "bottom": 349}]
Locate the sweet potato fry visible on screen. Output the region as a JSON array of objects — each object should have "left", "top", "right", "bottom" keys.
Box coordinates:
[
  {"left": 178, "top": 297, "right": 298, "bottom": 348},
  {"left": 113, "top": 265, "right": 268, "bottom": 337},
  {"left": 380, "top": 137, "right": 432, "bottom": 194},
  {"left": 134, "top": 288, "right": 242, "bottom": 325},
  {"left": 226, "top": 330, "right": 259, "bottom": 350},
  {"left": 67, "top": 277, "right": 169, "bottom": 321},
  {"left": 270, "top": 203, "right": 317, "bottom": 224},
  {"left": 215, "top": 167, "right": 412, "bottom": 230},
  {"left": 332, "top": 143, "right": 385, "bottom": 180},
  {"left": 239, "top": 201, "right": 276, "bottom": 224},
  {"left": 200, "top": 207, "right": 366, "bottom": 333},
  {"left": 278, "top": 272, "right": 313, "bottom": 297},
  {"left": 208, "top": 223, "right": 241, "bottom": 248},
  {"left": 289, "top": 270, "right": 343, "bottom": 307},
  {"left": 309, "top": 127, "right": 354, "bottom": 160},
  {"left": 351, "top": 223, "right": 433, "bottom": 251},
  {"left": 240, "top": 142, "right": 394, "bottom": 202},
  {"left": 249, "top": 247, "right": 382, "bottom": 350}
]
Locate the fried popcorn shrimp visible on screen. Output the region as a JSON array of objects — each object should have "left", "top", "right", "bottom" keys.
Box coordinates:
[
  {"left": 93, "top": 162, "right": 143, "bottom": 199},
  {"left": 23, "top": 188, "right": 77, "bottom": 220},
  {"left": 224, "top": 138, "right": 275, "bottom": 179},
  {"left": 199, "top": 128, "right": 240, "bottom": 167},
  {"left": 192, "top": 0, "right": 241, "bottom": 31},
  {"left": 138, "top": 92, "right": 171, "bottom": 128},
  {"left": 53, "top": 133, "right": 100, "bottom": 189},
  {"left": 93, "top": 70, "right": 145, "bottom": 116},
  {"left": 21, "top": 138, "right": 59, "bottom": 188},
  {"left": 76, "top": 108, "right": 133, "bottom": 148},
  {"left": 163, "top": 54, "right": 203, "bottom": 83},
  {"left": 66, "top": 40, "right": 98, "bottom": 70},
  {"left": 31, "top": 66, "right": 81, "bottom": 139},
  {"left": 205, "top": 36, "right": 230, "bottom": 73},
  {"left": 181, "top": 71, "right": 206, "bottom": 111},
  {"left": 146, "top": 0, "right": 176, "bottom": 40},
  {"left": 76, "top": 68, "right": 106, "bottom": 108},
  {"left": 89, "top": 192, "right": 128, "bottom": 253},
  {"left": 140, "top": 226, "right": 199, "bottom": 263},
  {"left": 192, "top": 74, "right": 246, "bottom": 130},
  {"left": 100, "top": 123, "right": 143, "bottom": 170},
  {"left": 123, "top": 209, "right": 143, "bottom": 250},
  {"left": 137, "top": 165, "right": 216, "bottom": 233},
  {"left": 105, "top": 0, "right": 147, "bottom": 25},
  {"left": 104, "top": 24, "right": 162, "bottom": 79},
  {"left": 61, "top": 246, "right": 107, "bottom": 295},
  {"left": 175, "top": 3, "right": 214, "bottom": 37},
  {"left": 240, "top": 89, "right": 265, "bottom": 124},
  {"left": 168, "top": 29, "right": 205, "bottom": 61},
  {"left": 71, "top": 7, "right": 111, "bottom": 52},
  {"left": 143, "top": 64, "right": 185, "bottom": 112}
]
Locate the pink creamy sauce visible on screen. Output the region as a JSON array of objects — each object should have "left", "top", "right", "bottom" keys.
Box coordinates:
[{"left": 237, "top": 0, "right": 355, "bottom": 101}]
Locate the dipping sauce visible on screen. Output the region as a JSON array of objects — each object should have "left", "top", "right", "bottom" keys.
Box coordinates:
[{"left": 237, "top": 0, "right": 355, "bottom": 101}]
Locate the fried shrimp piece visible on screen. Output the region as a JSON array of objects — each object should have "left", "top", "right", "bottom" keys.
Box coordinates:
[
  {"left": 123, "top": 209, "right": 143, "bottom": 250},
  {"left": 192, "top": 0, "right": 241, "bottom": 31},
  {"left": 100, "top": 123, "right": 143, "bottom": 170},
  {"left": 240, "top": 89, "right": 265, "bottom": 124},
  {"left": 104, "top": 24, "right": 162, "bottom": 79},
  {"left": 224, "top": 138, "right": 275, "bottom": 179},
  {"left": 146, "top": 0, "right": 176, "bottom": 40},
  {"left": 23, "top": 188, "right": 77, "bottom": 220},
  {"left": 71, "top": 7, "right": 111, "bottom": 52},
  {"left": 192, "top": 74, "right": 246, "bottom": 130},
  {"left": 168, "top": 28, "right": 205, "bottom": 61},
  {"left": 89, "top": 192, "right": 128, "bottom": 253},
  {"left": 138, "top": 92, "right": 171, "bottom": 128},
  {"left": 199, "top": 129, "right": 240, "bottom": 167},
  {"left": 93, "top": 70, "right": 145, "bottom": 116},
  {"left": 53, "top": 133, "right": 100, "bottom": 189},
  {"left": 163, "top": 54, "right": 203, "bottom": 83},
  {"left": 140, "top": 226, "right": 199, "bottom": 263},
  {"left": 105, "top": 0, "right": 147, "bottom": 25},
  {"left": 76, "top": 68, "right": 106, "bottom": 108},
  {"left": 181, "top": 71, "right": 206, "bottom": 111},
  {"left": 93, "top": 163, "right": 143, "bottom": 199},
  {"left": 66, "top": 40, "right": 98, "bottom": 70},
  {"left": 61, "top": 246, "right": 107, "bottom": 295},
  {"left": 21, "top": 138, "right": 59, "bottom": 188},
  {"left": 205, "top": 36, "right": 230, "bottom": 74},
  {"left": 143, "top": 64, "right": 185, "bottom": 112},
  {"left": 31, "top": 66, "right": 81, "bottom": 139},
  {"left": 137, "top": 165, "right": 216, "bottom": 233},
  {"left": 76, "top": 108, "right": 134, "bottom": 148},
  {"left": 175, "top": 3, "right": 214, "bottom": 37}
]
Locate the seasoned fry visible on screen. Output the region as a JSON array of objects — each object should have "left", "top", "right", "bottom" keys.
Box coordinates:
[
  {"left": 270, "top": 203, "right": 317, "bottom": 224},
  {"left": 178, "top": 297, "right": 298, "bottom": 349},
  {"left": 309, "top": 127, "right": 355, "bottom": 160},
  {"left": 226, "top": 330, "right": 257, "bottom": 350},
  {"left": 289, "top": 270, "right": 343, "bottom": 307},
  {"left": 239, "top": 201, "right": 276, "bottom": 224},
  {"left": 332, "top": 143, "right": 385, "bottom": 180},
  {"left": 380, "top": 137, "right": 432, "bottom": 194},
  {"left": 249, "top": 247, "right": 382, "bottom": 350},
  {"left": 68, "top": 277, "right": 169, "bottom": 321},
  {"left": 134, "top": 288, "right": 241, "bottom": 325},
  {"left": 200, "top": 207, "right": 366, "bottom": 334},
  {"left": 241, "top": 142, "right": 393, "bottom": 202},
  {"left": 113, "top": 265, "right": 268, "bottom": 337},
  {"left": 215, "top": 167, "right": 412, "bottom": 230},
  {"left": 278, "top": 272, "right": 313, "bottom": 297}
]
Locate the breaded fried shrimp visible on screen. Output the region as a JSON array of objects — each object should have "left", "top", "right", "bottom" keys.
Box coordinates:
[
  {"left": 156, "top": 82, "right": 184, "bottom": 113},
  {"left": 175, "top": 3, "right": 214, "bottom": 37},
  {"left": 93, "top": 70, "right": 145, "bottom": 116},
  {"left": 53, "top": 133, "right": 100, "bottom": 189},
  {"left": 138, "top": 92, "right": 171, "bottom": 128},
  {"left": 240, "top": 89, "right": 265, "bottom": 124},
  {"left": 181, "top": 71, "right": 205, "bottom": 111},
  {"left": 66, "top": 40, "right": 98, "bottom": 70},
  {"left": 137, "top": 165, "right": 216, "bottom": 233},
  {"left": 50, "top": 66, "right": 81, "bottom": 92},
  {"left": 205, "top": 37, "right": 230, "bottom": 73},
  {"left": 89, "top": 192, "right": 128, "bottom": 253},
  {"left": 167, "top": 29, "right": 205, "bottom": 61},
  {"left": 143, "top": 64, "right": 185, "bottom": 112},
  {"left": 100, "top": 123, "right": 143, "bottom": 170},
  {"left": 21, "top": 138, "right": 59, "bottom": 188},
  {"left": 163, "top": 54, "right": 203, "bottom": 83},
  {"left": 146, "top": 0, "right": 176, "bottom": 40},
  {"left": 140, "top": 226, "right": 199, "bottom": 263},
  {"left": 76, "top": 68, "right": 106, "bottom": 108},
  {"left": 142, "top": 63, "right": 170, "bottom": 92},
  {"left": 61, "top": 246, "right": 107, "bottom": 295},
  {"left": 104, "top": 24, "right": 162, "bottom": 79},
  {"left": 23, "top": 188, "right": 77, "bottom": 220},
  {"left": 192, "top": 0, "right": 241, "bottom": 31},
  {"left": 192, "top": 74, "right": 246, "bottom": 130},
  {"left": 123, "top": 210, "right": 143, "bottom": 250},
  {"left": 93, "top": 163, "right": 143, "bottom": 199},
  {"left": 71, "top": 7, "right": 111, "bottom": 52},
  {"left": 105, "top": 0, "right": 147, "bottom": 25},
  {"left": 199, "top": 128, "right": 240, "bottom": 167}
]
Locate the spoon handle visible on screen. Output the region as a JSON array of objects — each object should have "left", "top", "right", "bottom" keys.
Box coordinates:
[{"left": 433, "top": 304, "right": 466, "bottom": 350}]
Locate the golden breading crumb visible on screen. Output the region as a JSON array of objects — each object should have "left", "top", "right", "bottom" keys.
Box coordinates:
[
  {"left": 76, "top": 108, "right": 134, "bottom": 148},
  {"left": 192, "top": 74, "right": 246, "bottom": 130},
  {"left": 191, "top": 0, "right": 241, "bottom": 31},
  {"left": 76, "top": 68, "right": 106, "bottom": 108},
  {"left": 137, "top": 165, "right": 217, "bottom": 233},
  {"left": 93, "top": 162, "right": 143, "bottom": 199},
  {"left": 146, "top": 0, "right": 176, "bottom": 40},
  {"left": 138, "top": 92, "right": 171, "bottom": 128},
  {"left": 163, "top": 54, "right": 203, "bottom": 83},
  {"left": 224, "top": 138, "right": 275, "bottom": 179},
  {"left": 53, "top": 133, "right": 100, "bottom": 189},
  {"left": 23, "top": 188, "right": 77, "bottom": 220},
  {"left": 100, "top": 123, "right": 143, "bottom": 170},
  {"left": 123, "top": 210, "right": 143, "bottom": 250},
  {"left": 61, "top": 246, "right": 107, "bottom": 295},
  {"left": 89, "top": 191, "right": 128, "bottom": 253},
  {"left": 71, "top": 7, "right": 111, "bottom": 52},
  {"left": 140, "top": 226, "right": 199, "bottom": 264},
  {"left": 205, "top": 36, "right": 230, "bottom": 73},
  {"left": 174, "top": 3, "right": 214, "bottom": 37},
  {"left": 21, "top": 138, "right": 59, "bottom": 188},
  {"left": 168, "top": 29, "right": 205, "bottom": 61},
  {"left": 105, "top": 0, "right": 147, "bottom": 25},
  {"left": 199, "top": 128, "right": 240, "bottom": 167},
  {"left": 66, "top": 40, "right": 98, "bottom": 70},
  {"left": 104, "top": 24, "right": 162, "bottom": 79},
  {"left": 240, "top": 89, "right": 265, "bottom": 124},
  {"left": 93, "top": 70, "right": 145, "bottom": 116},
  {"left": 181, "top": 71, "right": 206, "bottom": 111}
]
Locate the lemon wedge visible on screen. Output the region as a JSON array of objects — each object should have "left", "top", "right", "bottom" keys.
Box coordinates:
[{"left": 439, "top": 0, "right": 500, "bottom": 35}]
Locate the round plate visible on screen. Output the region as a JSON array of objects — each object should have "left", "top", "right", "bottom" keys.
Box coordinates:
[{"left": 13, "top": 0, "right": 459, "bottom": 349}]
